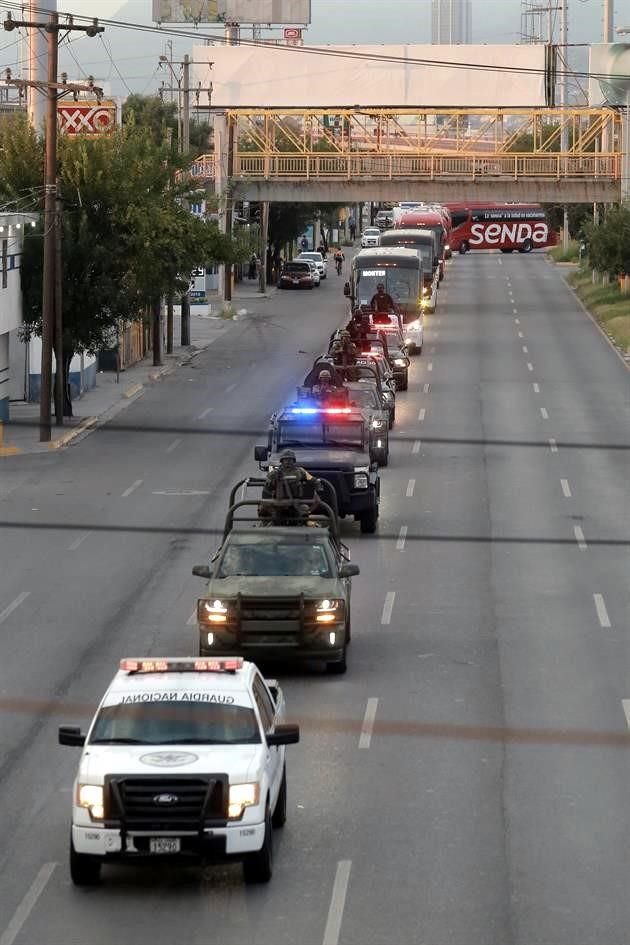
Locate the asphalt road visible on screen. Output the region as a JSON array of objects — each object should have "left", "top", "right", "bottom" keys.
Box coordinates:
[{"left": 0, "top": 253, "right": 629, "bottom": 945}]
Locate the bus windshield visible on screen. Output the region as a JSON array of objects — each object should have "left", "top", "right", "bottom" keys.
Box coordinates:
[{"left": 355, "top": 267, "right": 420, "bottom": 308}]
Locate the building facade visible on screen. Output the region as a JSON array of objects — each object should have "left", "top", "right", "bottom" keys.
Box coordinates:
[{"left": 431, "top": 0, "right": 472, "bottom": 44}]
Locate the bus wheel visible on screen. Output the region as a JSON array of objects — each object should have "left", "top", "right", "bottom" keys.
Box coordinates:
[
  {"left": 520, "top": 239, "right": 533, "bottom": 254},
  {"left": 500, "top": 248, "right": 514, "bottom": 254},
  {"left": 459, "top": 242, "right": 468, "bottom": 255}
]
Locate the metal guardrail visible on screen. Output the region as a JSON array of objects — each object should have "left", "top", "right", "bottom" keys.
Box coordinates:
[{"left": 188, "top": 152, "right": 620, "bottom": 182}]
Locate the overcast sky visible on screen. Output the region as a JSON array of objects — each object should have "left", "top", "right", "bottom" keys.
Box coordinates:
[{"left": 0, "top": 0, "right": 612, "bottom": 97}]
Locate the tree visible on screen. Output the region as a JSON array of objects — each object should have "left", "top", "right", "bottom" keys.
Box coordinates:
[
  {"left": 123, "top": 94, "right": 211, "bottom": 157},
  {"left": 583, "top": 207, "right": 630, "bottom": 276},
  {"left": 6, "top": 116, "right": 240, "bottom": 413}
]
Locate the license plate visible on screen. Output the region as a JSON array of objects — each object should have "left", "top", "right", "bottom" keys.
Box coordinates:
[
  {"left": 149, "top": 837, "right": 180, "bottom": 854},
  {"left": 292, "top": 279, "right": 299, "bottom": 284}
]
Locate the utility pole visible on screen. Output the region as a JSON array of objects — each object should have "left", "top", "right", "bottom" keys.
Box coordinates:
[
  {"left": 4, "top": 11, "right": 103, "bottom": 441},
  {"left": 560, "top": 0, "right": 569, "bottom": 250},
  {"left": 182, "top": 54, "right": 190, "bottom": 153},
  {"left": 603, "top": 0, "right": 613, "bottom": 43},
  {"left": 55, "top": 181, "right": 63, "bottom": 423},
  {"left": 223, "top": 23, "right": 239, "bottom": 306}
]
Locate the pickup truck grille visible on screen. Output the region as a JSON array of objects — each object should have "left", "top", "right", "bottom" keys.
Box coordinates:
[
  {"left": 107, "top": 775, "right": 227, "bottom": 831},
  {"left": 240, "top": 596, "right": 302, "bottom": 621}
]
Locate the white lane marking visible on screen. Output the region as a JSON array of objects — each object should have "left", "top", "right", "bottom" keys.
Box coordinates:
[
  {"left": 574, "top": 525, "right": 587, "bottom": 550},
  {"left": 498, "top": 259, "right": 503, "bottom": 265},
  {"left": 522, "top": 345, "right": 529, "bottom": 353},
  {"left": 527, "top": 362, "right": 534, "bottom": 372},
  {"left": 68, "top": 533, "right": 91, "bottom": 552},
  {"left": 513, "top": 309, "right": 519, "bottom": 315},
  {"left": 197, "top": 407, "right": 214, "bottom": 420},
  {"left": 225, "top": 383, "right": 237, "bottom": 394},
  {"left": 593, "top": 593, "right": 611, "bottom": 628},
  {"left": 429, "top": 346, "right": 435, "bottom": 354},
  {"left": 549, "top": 438, "right": 558, "bottom": 453},
  {"left": 532, "top": 382, "right": 540, "bottom": 393},
  {"left": 418, "top": 408, "right": 426, "bottom": 422},
  {"left": 396, "top": 526, "right": 408, "bottom": 552},
  {"left": 560, "top": 478, "right": 572, "bottom": 498},
  {"left": 121, "top": 479, "right": 143, "bottom": 498},
  {"left": 517, "top": 331, "right": 524, "bottom": 338},
  {"left": 0, "top": 592, "right": 30, "bottom": 627},
  {"left": 152, "top": 490, "right": 211, "bottom": 496},
  {"left": 515, "top": 317, "right": 520, "bottom": 324},
  {"left": 358, "top": 698, "right": 379, "bottom": 749},
  {"left": 322, "top": 860, "right": 352, "bottom": 945},
  {"left": 0, "top": 863, "right": 56, "bottom": 945},
  {"left": 622, "top": 700, "right": 630, "bottom": 728},
  {"left": 540, "top": 407, "right": 549, "bottom": 419},
  {"left": 423, "top": 383, "right": 430, "bottom": 394},
  {"left": 165, "top": 438, "right": 182, "bottom": 454},
  {"left": 427, "top": 362, "right": 433, "bottom": 372},
  {"left": 186, "top": 609, "right": 197, "bottom": 626},
  {"left": 406, "top": 479, "right": 416, "bottom": 497},
  {"left": 412, "top": 440, "right": 421, "bottom": 454},
  {"left": 381, "top": 591, "right": 396, "bottom": 625}
]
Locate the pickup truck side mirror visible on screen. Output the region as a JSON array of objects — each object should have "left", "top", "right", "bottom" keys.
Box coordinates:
[
  {"left": 343, "top": 282, "right": 351, "bottom": 297},
  {"left": 339, "top": 563, "right": 360, "bottom": 578},
  {"left": 192, "top": 565, "right": 212, "bottom": 579},
  {"left": 254, "top": 445, "right": 268, "bottom": 462},
  {"left": 59, "top": 726, "right": 86, "bottom": 747},
  {"left": 267, "top": 724, "right": 300, "bottom": 747}
]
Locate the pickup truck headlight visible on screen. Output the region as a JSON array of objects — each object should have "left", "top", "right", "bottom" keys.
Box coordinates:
[
  {"left": 229, "top": 782, "right": 260, "bottom": 819},
  {"left": 316, "top": 599, "right": 344, "bottom": 623},
  {"left": 371, "top": 418, "right": 385, "bottom": 429},
  {"left": 394, "top": 358, "right": 406, "bottom": 367},
  {"left": 77, "top": 784, "right": 105, "bottom": 820},
  {"left": 354, "top": 473, "right": 368, "bottom": 488},
  {"left": 200, "top": 599, "right": 228, "bottom": 624}
]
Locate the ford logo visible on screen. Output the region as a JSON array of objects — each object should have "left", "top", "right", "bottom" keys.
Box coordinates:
[{"left": 153, "top": 793, "right": 178, "bottom": 806}]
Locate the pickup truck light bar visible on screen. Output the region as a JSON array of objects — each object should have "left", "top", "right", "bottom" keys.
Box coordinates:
[
  {"left": 120, "top": 657, "right": 243, "bottom": 674},
  {"left": 290, "top": 407, "right": 353, "bottom": 415}
]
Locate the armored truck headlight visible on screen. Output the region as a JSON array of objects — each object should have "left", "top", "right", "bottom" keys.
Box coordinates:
[
  {"left": 78, "top": 784, "right": 105, "bottom": 820},
  {"left": 394, "top": 358, "right": 406, "bottom": 367},
  {"left": 228, "top": 782, "right": 260, "bottom": 819},
  {"left": 372, "top": 418, "right": 385, "bottom": 429},
  {"left": 354, "top": 474, "right": 368, "bottom": 489},
  {"left": 201, "top": 599, "right": 228, "bottom": 624}
]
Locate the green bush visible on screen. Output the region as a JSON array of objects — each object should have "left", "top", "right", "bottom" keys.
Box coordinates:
[{"left": 549, "top": 240, "right": 580, "bottom": 263}]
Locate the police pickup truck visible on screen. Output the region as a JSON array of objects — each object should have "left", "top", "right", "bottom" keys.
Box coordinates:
[
  {"left": 59, "top": 656, "right": 299, "bottom": 886},
  {"left": 256, "top": 398, "right": 380, "bottom": 533},
  {"left": 192, "top": 479, "right": 359, "bottom": 673}
]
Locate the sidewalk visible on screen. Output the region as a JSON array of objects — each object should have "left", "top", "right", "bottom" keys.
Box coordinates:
[{"left": 0, "top": 305, "right": 252, "bottom": 457}]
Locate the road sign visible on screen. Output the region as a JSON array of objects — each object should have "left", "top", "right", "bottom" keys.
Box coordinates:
[{"left": 284, "top": 27, "right": 301, "bottom": 39}]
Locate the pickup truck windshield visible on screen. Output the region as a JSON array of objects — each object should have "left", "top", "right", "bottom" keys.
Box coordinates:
[
  {"left": 218, "top": 540, "right": 332, "bottom": 578},
  {"left": 278, "top": 420, "right": 364, "bottom": 449},
  {"left": 89, "top": 702, "right": 261, "bottom": 745}
]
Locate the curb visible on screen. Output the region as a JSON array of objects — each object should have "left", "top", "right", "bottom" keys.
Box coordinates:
[
  {"left": 554, "top": 266, "right": 630, "bottom": 372},
  {"left": 123, "top": 382, "right": 144, "bottom": 399},
  {"left": 48, "top": 416, "right": 98, "bottom": 450}
]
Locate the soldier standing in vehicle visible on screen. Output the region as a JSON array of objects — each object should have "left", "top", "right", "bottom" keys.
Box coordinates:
[{"left": 261, "top": 450, "right": 315, "bottom": 524}]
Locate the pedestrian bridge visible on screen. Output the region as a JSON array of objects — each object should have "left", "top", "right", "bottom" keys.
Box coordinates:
[{"left": 189, "top": 107, "right": 623, "bottom": 204}]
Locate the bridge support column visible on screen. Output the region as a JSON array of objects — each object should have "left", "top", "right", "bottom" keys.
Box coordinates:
[{"left": 622, "top": 99, "right": 630, "bottom": 205}]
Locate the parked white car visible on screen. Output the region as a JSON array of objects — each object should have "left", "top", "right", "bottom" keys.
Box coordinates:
[{"left": 297, "top": 251, "right": 327, "bottom": 279}]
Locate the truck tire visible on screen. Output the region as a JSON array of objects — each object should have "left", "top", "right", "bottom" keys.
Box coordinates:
[
  {"left": 70, "top": 837, "right": 102, "bottom": 886},
  {"left": 388, "top": 408, "right": 395, "bottom": 429},
  {"left": 359, "top": 505, "right": 378, "bottom": 534},
  {"left": 375, "top": 448, "right": 388, "bottom": 468},
  {"left": 243, "top": 804, "right": 273, "bottom": 884},
  {"left": 398, "top": 373, "right": 409, "bottom": 392},
  {"left": 521, "top": 238, "right": 533, "bottom": 254},
  {"left": 327, "top": 646, "right": 347, "bottom": 674},
  {"left": 271, "top": 766, "right": 287, "bottom": 828}
]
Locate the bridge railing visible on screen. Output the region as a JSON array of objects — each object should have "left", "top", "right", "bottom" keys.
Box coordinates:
[{"left": 233, "top": 152, "right": 620, "bottom": 181}]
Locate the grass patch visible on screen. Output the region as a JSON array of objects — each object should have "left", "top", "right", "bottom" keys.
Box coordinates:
[
  {"left": 549, "top": 240, "right": 580, "bottom": 263},
  {"left": 567, "top": 271, "right": 630, "bottom": 353}
]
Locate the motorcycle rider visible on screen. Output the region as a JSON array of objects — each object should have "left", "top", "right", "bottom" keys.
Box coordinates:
[{"left": 333, "top": 247, "right": 344, "bottom": 275}]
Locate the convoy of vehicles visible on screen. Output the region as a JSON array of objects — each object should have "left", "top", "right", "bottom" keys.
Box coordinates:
[{"left": 60, "top": 195, "right": 552, "bottom": 889}]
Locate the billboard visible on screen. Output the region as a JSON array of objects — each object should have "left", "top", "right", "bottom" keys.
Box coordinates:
[
  {"left": 192, "top": 44, "right": 547, "bottom": 108},
  {"left": 153, "top": 0, "right": 310, "bottom": 24},
  {"left": 589, "top": 43, "right": 630, "bottom": 106},
  {"left": 57, "top": 101, "right": 117, "bottom": 135}
]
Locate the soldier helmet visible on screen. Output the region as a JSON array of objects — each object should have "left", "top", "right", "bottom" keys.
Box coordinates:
[
  {"left": 319, "top": 369, "right": 332, "bottom": 381},
  {"left": 279, "top": 448, "right": 297, "bottom": 464}
]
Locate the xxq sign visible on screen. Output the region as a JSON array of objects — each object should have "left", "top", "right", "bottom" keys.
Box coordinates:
[{"left": 57, "top": 101, "right": 117, "bottom": 135}]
